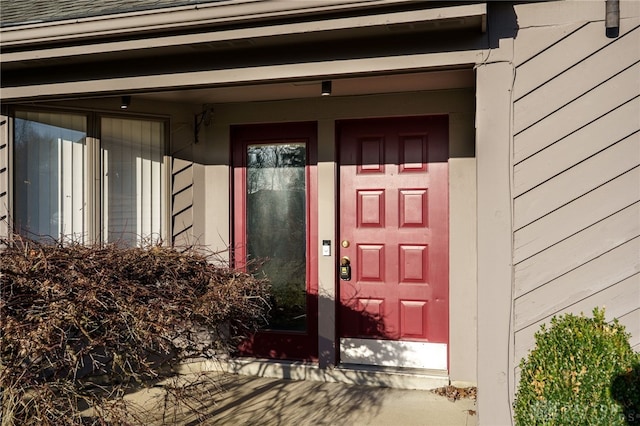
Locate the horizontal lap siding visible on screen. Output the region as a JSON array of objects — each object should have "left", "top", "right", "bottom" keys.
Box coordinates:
[
  {"left": 172, "top": 153, "right": 194, "bottom": 246},
  {"left": 515, "top": 274, "right": 640, "bottom": 359},
  {"left": 0, "top": 114, "right": 7, "bottom": 241},
  {"left": 512, "top": 16, "right": 640, "bottom": 361},
  {"left": 619, "top": 309, "right": 640, "bottom": 352}
]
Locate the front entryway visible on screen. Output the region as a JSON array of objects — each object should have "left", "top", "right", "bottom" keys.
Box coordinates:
[
  {"left": 230, "top": 116, "right": 449, "bottom": 368},
  {"left": 232, "top": 122, "right": 318, "bottom": 361},
  {"left": 337, "top": 116, "right": 449, "bottom": 370}
]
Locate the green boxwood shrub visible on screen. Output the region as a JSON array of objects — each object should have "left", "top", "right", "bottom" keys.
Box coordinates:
[{"left": 514, "top": 308, "right": 640, "bottom": 425}]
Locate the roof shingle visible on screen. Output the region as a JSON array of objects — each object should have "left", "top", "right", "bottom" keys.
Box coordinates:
[{"left": 0, "top": 0, "right": 215, "bottom": 28}]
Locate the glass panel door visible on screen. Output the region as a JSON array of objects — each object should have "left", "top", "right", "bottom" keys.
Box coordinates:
[
  {"left": 232, "top": 121, "right": 318, "bottom": 360},
  {"left": 246, "top": 143, "right": 307, "bottom": 331},
  {"left": 14, "top": 111, "right": 87, "bottom": 242},
  {"left": 101, "top": 117, "right": 164, "bottom": 246},
  {"left": 13, "top": 110, "right": 167, "bottom": 247}
]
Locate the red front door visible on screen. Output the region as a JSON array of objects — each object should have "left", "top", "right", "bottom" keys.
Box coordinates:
[
  {"left": 338, "top": 116, "right": 449, "bottom": 353},
  {"left": 232, "top": 122, "right": 318, "bottom": 361}
]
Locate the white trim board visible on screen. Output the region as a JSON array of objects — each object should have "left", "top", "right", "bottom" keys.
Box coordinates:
[{"left": 340, "top": 338, "right": 448, "bottom": 371}]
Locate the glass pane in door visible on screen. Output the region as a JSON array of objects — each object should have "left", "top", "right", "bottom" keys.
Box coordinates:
[
  {"left": 246, "top": 143, "right": 307, "bottom": 331},
  {"left": 101, "top": 117, "right": 164, "bottom": 246},
  {"left": 14, "top": 111, "right": 87, "bottom": 243}
]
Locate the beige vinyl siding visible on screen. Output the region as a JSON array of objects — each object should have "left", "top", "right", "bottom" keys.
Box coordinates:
[
  {"left": 0, "top": 114, "right": 8, "bottom": 241},
  {"left": 169, "top": 106, "right": 195, "bottom": 247},
  {"left": 512, "top": 7, "right": 640, "bottom": 358},
  {"left": 171, "top": 157, "right": 194, "bottom": 246}
]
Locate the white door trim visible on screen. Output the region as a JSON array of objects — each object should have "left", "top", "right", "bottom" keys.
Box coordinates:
[{"left": 340, "top": 338, "right": 448, "bottom": 370}]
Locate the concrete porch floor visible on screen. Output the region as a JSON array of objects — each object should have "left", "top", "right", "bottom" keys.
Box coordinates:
[
  {"left": 112, "top": 359, "right": 477, "bottom": 425},
  {"left": 119, "top": 372, "right": 477, "bottom": 425},
  {"left": 193, "top": 358, "right": 454, "bottom": 390}
]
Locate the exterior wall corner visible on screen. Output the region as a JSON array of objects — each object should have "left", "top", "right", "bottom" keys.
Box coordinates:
[{"left": 475, "top": 59, "right": 515, "bottom": 425}]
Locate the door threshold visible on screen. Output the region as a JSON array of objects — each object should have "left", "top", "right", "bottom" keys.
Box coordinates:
[
  {"left": 337, "top": 362, "right": 449, "bottom": 377},
  {"left": 175, "top": 357, "right": 449, "bottom": 390}
]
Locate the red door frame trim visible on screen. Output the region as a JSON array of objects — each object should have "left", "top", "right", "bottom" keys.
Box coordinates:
[{"left": 231, "top": 121, "right": 319, "bottom": 361}]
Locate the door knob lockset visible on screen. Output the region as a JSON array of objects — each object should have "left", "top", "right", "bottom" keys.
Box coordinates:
[{"left": 339, "top": 256, "right": 351, "bottom": 281}]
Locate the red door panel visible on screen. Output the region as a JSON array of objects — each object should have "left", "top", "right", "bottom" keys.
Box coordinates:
[
  {"left": 338, "top": 116, "right": 449, "bottom": 343},
  {"left": 232, "top": 122, "right": 318, "bottom": 361}
]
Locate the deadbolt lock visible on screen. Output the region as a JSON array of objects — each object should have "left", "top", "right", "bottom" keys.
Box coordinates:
[{"left": 339, "top": 256, "right": 351, "bottom": 281}]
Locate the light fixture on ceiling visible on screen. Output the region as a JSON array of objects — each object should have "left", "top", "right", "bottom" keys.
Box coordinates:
[
  {"left": 120, "top": 96, "right": 131, "bottom": 109},
  {"left": 321, "top": 80, "right": 332, "bottom": 96}
]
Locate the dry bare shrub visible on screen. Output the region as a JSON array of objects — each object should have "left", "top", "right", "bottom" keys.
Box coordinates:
[{"left": 0, "top": 235, "right": 270, "bottom": 425}]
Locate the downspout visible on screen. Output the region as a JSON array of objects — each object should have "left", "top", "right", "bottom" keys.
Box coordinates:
[{"left": 605, "top": 0, "right": 620, "bottom": 38}]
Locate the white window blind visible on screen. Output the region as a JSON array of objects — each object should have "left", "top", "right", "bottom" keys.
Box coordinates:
[
  {"left": 14, "top": 111, "right": 87, "bottom": 242},
  {"left": 14, "top": 111, "right": 166, "bottom": 246},
  {"left": 101, "top": 117, "right": 164, "bottom": 246}
]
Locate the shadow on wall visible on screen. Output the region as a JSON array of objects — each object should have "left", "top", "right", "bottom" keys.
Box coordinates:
[
  {"left": 611, "top": 363, "right": 640, "bottom": 425},
  {"left": 487, "top": 2, "right": 518, "bottom": 49}
]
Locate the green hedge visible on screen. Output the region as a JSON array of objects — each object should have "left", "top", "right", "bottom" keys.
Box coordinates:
[{"left": 514, "top": 308, "right": 640, "bottom": 425}]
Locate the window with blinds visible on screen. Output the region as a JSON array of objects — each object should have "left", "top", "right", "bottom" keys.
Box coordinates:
[
  {"left": 13, "top": 110, "right": 167, "bottom": 246},
  {"left": 14, "top": 111, "right": 88, "bottom": 242},
  {"left": 101, "top": 117, "right": 165, "bottom": 246}
]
